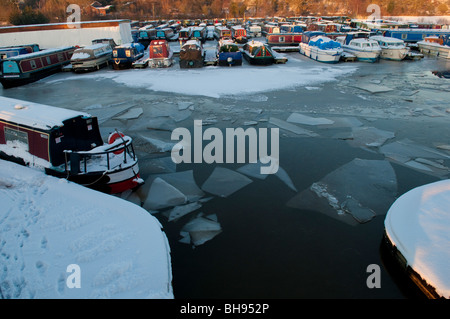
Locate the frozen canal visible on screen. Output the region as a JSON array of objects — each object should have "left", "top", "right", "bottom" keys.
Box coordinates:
[{"left": 1, "top": 47, "right": 449, "bottom": 298}]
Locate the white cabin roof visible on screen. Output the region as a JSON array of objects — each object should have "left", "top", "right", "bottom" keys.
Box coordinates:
[{"left": 0, "top": 97, "right": 91, "bottom": 131}]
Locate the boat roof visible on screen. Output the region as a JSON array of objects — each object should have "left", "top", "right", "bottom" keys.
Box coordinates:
[
  {"left": 370, "top": 35, "right": 404, "bottom": 43},
  {"left": 0, "top": 97, "right": 91, "bottom": 131},
  {"left": 5, "top": 46, "right": 74, "bottom": 60}
]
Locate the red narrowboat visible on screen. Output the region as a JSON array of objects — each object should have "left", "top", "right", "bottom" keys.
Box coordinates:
[
  {"left": 148, "top": 39, "right": 174, "bottom": 68},
  {"left": 266, "top": 33, "right": 303, "bottom": 52},
  {"left": 231, "top": 26, "right": 248, "bottom": 44},
  {"left": 0, "top": 97, "right": 143, "bottom": 194}
]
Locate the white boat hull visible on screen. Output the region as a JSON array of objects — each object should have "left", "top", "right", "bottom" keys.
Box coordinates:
[
  {"left": 300, "top": 43, "right": 342, "bottom": 63},
  {"left": 380, "top": 48, "right": 409, "bottom": 61},
  {"left": 342, "top": 46, "right": 381, "bottom": 62}
]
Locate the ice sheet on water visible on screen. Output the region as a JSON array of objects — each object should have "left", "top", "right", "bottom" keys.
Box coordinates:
[
  {"left": 112, "top": 107, "right": 143, "bottom": 120},
  {"left": 138, "top": 156, "right": 176, "bottom": 175},
  {"left": 269, "top": 117, "right": 318, "bottom": 137},
  {"left": 139, "top": 134, "right": 176, "bottom": 152},
  {"left": 352, "top": 83, "right": 394, "bottom": 94},
  {"left": 236, "top": 157, "right": 298, "bottom": 191},
  {"left": 177, "top": 101, "right": 194, "bottom": 111},
  {"left": 170, "top": 109, "right": 192, "bottom": 123},
  {"left": 143, "top": 177, "right": 187, "bottom": 211},
  {"left": 156, "top": 170, "right": 205, "bottom": 202},
  {"left": 168, "top": 202, "right": 202, "bottom": 222},
  {"left": 346, "top": 126, "right": 395, "bottom": 148},
  {"left": 322, "top": 117, "right": 363, "bottom": 128},
  {"left": 85, "top": 104, "right": 135, "bottom": 124},
  {"left": 287, "top": 158, "right": 397, "bottom": 226},
  {"left": 201, "top": 167, "right": 252, "bottom": 197},
  {"left": 286, "top": 113, "right": 334, "bottom": 126},
  {"left": 380, "top": 138, "right": 450, "bottom": 161},
  {"left": 180, "top": 213, "right": 222, "bottom": 246}
]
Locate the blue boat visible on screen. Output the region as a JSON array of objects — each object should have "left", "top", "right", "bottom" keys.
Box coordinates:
[
  {"left": 382, "top": 29, "right": 450, "bottom": 43},
  {"left": 112, "top": 43, "right": 145, "bottom": 70},
  {"left": 217, "top": 39, "right": 242, "bottom": 66},
  {"left": 0, "top": 44, "right": 40, "bottom": 60}
]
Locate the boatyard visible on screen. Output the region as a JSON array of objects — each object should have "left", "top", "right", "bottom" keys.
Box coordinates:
[{"left": 0, "top": 14, "right": 449, "bottom": 300}]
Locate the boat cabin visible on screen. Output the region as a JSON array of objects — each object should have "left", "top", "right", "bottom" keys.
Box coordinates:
[
  {"left": 70, "top": 43, "right": 113, "bottom": 72},
  {"left": 191, "top": 26, "right": 207, "bottom": 43},
  {"left": 148, "top": 39, "right": 173, "bottom": 68},
  {"left": 214, "top": 26, "right": 231, "bottom": 40},
  {"left": 0, "top": 96, "right": 142, "bottom": 194},
  {"left": 112, "top": 43, "right": 145, "bottom": 69},
  {"left": 0, "top": 44, "right": 40, "bottom": 60},
  {"left": 179, "top": 39, "right": 204, "bottom": 68},
  {"left": 231, "top": 26, "right": 247, "bottom": 44}
]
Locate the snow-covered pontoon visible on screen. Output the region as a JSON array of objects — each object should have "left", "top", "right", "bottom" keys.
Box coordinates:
[{"left": 0, "top": 97, "right": 143, "bottom": 194}]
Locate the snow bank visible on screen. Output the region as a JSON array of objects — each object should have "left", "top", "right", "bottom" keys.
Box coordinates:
[
  {"left": 0, "top": 159, "right": 173, "bottom": 299},
  {"left": 44, "top": 63, "right": 357, "bottom": 98},
  {"left": 385, "top": 179, "right": 450, "bottom": 298}
]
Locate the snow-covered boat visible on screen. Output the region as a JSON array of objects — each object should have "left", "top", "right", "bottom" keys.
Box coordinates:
[
  {"left": 217, "top": 39, "right": 242, "bottom": 66},
  {"left": 112, "top": 42, "right": 145, "bottom": 69},
  {"left": 0, "top": 96, "right": 143, "bottom": 194},
  {"left": 231, "top": 26, "right": 248, "bottom": 44},
  {"left": 242, "top": 40, "right": 275, "bottom": 65},
  {"left": 179, "top": 39, "right": 204, "bottom": 68},
  {"left": 267, "top": 33, "right": 303, "bottom": 52},
  {"left": 417, "top": 36, "right": 450, "bottom": 59},
  {"left": 148, "top": 39, "right": 173, "bottom": 68},
  {"left": 0, "top": 44, "right": 40, "bottom": 60},
  {"left": 299, "top": 31, "right": 343, "bottom": 63},
  {"left": 336, "top": 32, "right": 381, "bottom": 63},
  {"left": 246, "top": 24, "right": 262, "bottom": 38},
  {"left": 369, "top": 36, "right": 410, "bottom": 61},
  {"left": 70, "top": 43, "right": 113, "bottom": 72},
  {"left": 0, "top": 46, "right": 75, "bottom": 88}
]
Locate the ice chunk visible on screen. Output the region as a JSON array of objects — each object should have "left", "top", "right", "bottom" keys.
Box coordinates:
[
  {"left": 287, "top": 158, "right": 397, "bottom": 225},
  {"left": 168, "top": 202, "right": 202, "bottom": 222},
  {"left": 347, "top": 127, "right": 395, "bottom": 148},
  {"left": 139, "top": 135, "right": 176, "bottom": 152},
  {"left": 352, "top": 83, "right": 394, "bottom": 93},
  {"left": 113, "top": 107, "right": 143, "bottom": 120},
  {"left": 170, "top": 109, "right": 192, "bottom": 123},
  {"left": 325, "top": 117, "right": 363, "bottom": 128},
  {"left": 157, "top": 170, "right": 205, "bottom": 202},
  {"left": 177, "top": 101, "right": 194, "bottom": 111},
  {"left": 275, "top": 166, "right": 298, "bottom": 192},
  {"left": 286, "top": 113, "right": 334, "bottom": 126},
  {"left": 87, "top": 104, "right": 134, "bottom": 124},
  {"left": 201, "top": 167, "right": 252, "bottom": 197},
  {"left": 269, "top": 117, "right": 318, "bottom": 137},
  {"left": 143, "top": 177, "right": 187, "bottom": 210},
  {"left": 380, "top": 139, "right": 450, "bottom": 161},
  {"left": 180, "top": 214, "right": 222, "bottom": 246}
]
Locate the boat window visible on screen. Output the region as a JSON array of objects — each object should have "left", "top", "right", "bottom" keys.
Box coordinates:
[
  {"left": 2, "top": 61, "right": 19, "bottom": 73},
  {"left": 126, "top": 50, "right": 131, "bottom": 57},
  {"left": 30, "top": 60, "right": 37, "bottom": 69},
  {"left": 57, "top": 53, "right": 64, "bottom": 62},
  {"left": 113, "top": 50, "right": 118, "bottom": 57},
  {"left": 279, "top": 37, "right": 285, "bottom": 43},
  {"left": 46, "top": 56, "right": 51, "bottom": 64},
  {"left": 4, "top": 127, "right": 29, "bottom": 150},
  {"left": 401, "top": 34, "right": 407, "bottom": 40}
]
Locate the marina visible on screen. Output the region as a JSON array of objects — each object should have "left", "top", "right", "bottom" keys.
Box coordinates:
[{"left": 0, "top": 13, "right": 449, "bottom": 300}]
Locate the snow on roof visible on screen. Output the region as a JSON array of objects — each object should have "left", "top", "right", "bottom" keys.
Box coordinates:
[
  {"left": 0, "top": 96, "right": 91, "bottom": 130},
  {"left": 0, "top": 159, "right": 173, "bottom": 299},
  {"left": 385, "top": 179, "right": 450, "bottom": 298},
  {"left": 5, "top": 46, "right": 74, "bottom": 60}
]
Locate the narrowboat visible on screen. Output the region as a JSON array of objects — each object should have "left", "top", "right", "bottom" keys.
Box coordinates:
[
  {"left": 0, "top": 44, "right": 40, "bottom": 60},
  {"left": 242, "top": 41, "right": 275, "bottom": 65},
  {"left": 417, "top": 35, "right": 450, "bottom": 59},
  {"left": 179, "top": 39, "right": 204, "bottom": 68},
  {"left": 280, "top": 24, "right": 304, "bottom": 33},
  {"left": 214, "top": 26, "right": 232, "bottom": 41},
  {"left": 217, "top": 39, "right": 242, "bottom": 66},
  {"left": 191, "top": 26, "right": 207, "bottom": 43},
  {"left": 299, "top": 32, "right": 343, "bottom": 64},
  {"left": 70, "top": 43, "right": 113, "bottom": 72},
  {"left": 178, "top": 27, "right": 193, "bottom": 44},
  {"left": 231, "top": 26, "right": 248, "bottom": 44},
  {"left": 336, "top": 32, "right": 381, "bottom": 63},
  {"left": 0, "top": 46, "right": 75, "bottom": 89},
  {"left": 0, "top": 96, "right": 143, "bottom": 194},
  {"left": 155, "top": 27, "right": 176, "bottom": 41},
  {"left": 137, "top": 27, "right": 157, "bottom": 48},
  {"left": 266, "top": 33, "right": 303, "bottom": 52},
  {"left": 112, "top": 43, "right": 145, "bottom": 70},
  {"left": 381, "top": 29, "right": 450, "bottom": 43},
  {"left": 247, "top": 24, "right": 262, "bottom": 38},
  {"left": 148, "top": 39, "right": 174, "bottom": 68},
  {"left": 369, "top": 36, "right": 410, "bottom": 61}
]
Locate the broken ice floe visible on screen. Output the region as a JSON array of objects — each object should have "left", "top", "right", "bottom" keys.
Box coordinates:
[
  {"left": 380, "top": 138, "right": 450, "bottom": 176},
  {"left": 287, "top": 158, "right": 397, "bottom": 225},
  {"left": 269, "top": 117, "right": 318, "bottom": 137},
  {"left": 84, "top": 103, "right": 135, "bottom": 124},
  {"left": 143, "top": 177, "right": 187, "bottom": 211},
  {"left": 351, "top": 83, "right": 394, "bottom": 94},
  {"left": 156, "top": 170, "right": 205, "bottom": 202},
  {"left": 201, "top": 167, "right": 252, "bottom": 197},
  {"left": 168, "top": 201, "right": 202, "bottom": 222},
  {"left": 236, "top": 157, "right": 297, "bottom": 192},
  {"left": 139, "top": 135, "right": 176, "bottom": 152},
  {"left": 112, "top": 107, "right": 143, "bottom": 120},
  {"left": 346, "top": 126, "right": 395, "bottom": 148},
  {"left": 179, "top": 213, "right": 222, "bottom": 247},
  {"left": 286, "top": 113, "right": 334, "bottom": 126}
]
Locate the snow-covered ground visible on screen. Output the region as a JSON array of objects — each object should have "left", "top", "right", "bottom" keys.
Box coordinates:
[{"left": 0, "top": 159, "right": 173, "bottom": 299}]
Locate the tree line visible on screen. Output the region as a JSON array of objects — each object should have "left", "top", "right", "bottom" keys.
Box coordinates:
[{"left": 1, "top": 0, "right": 447, "bottom": 25}]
